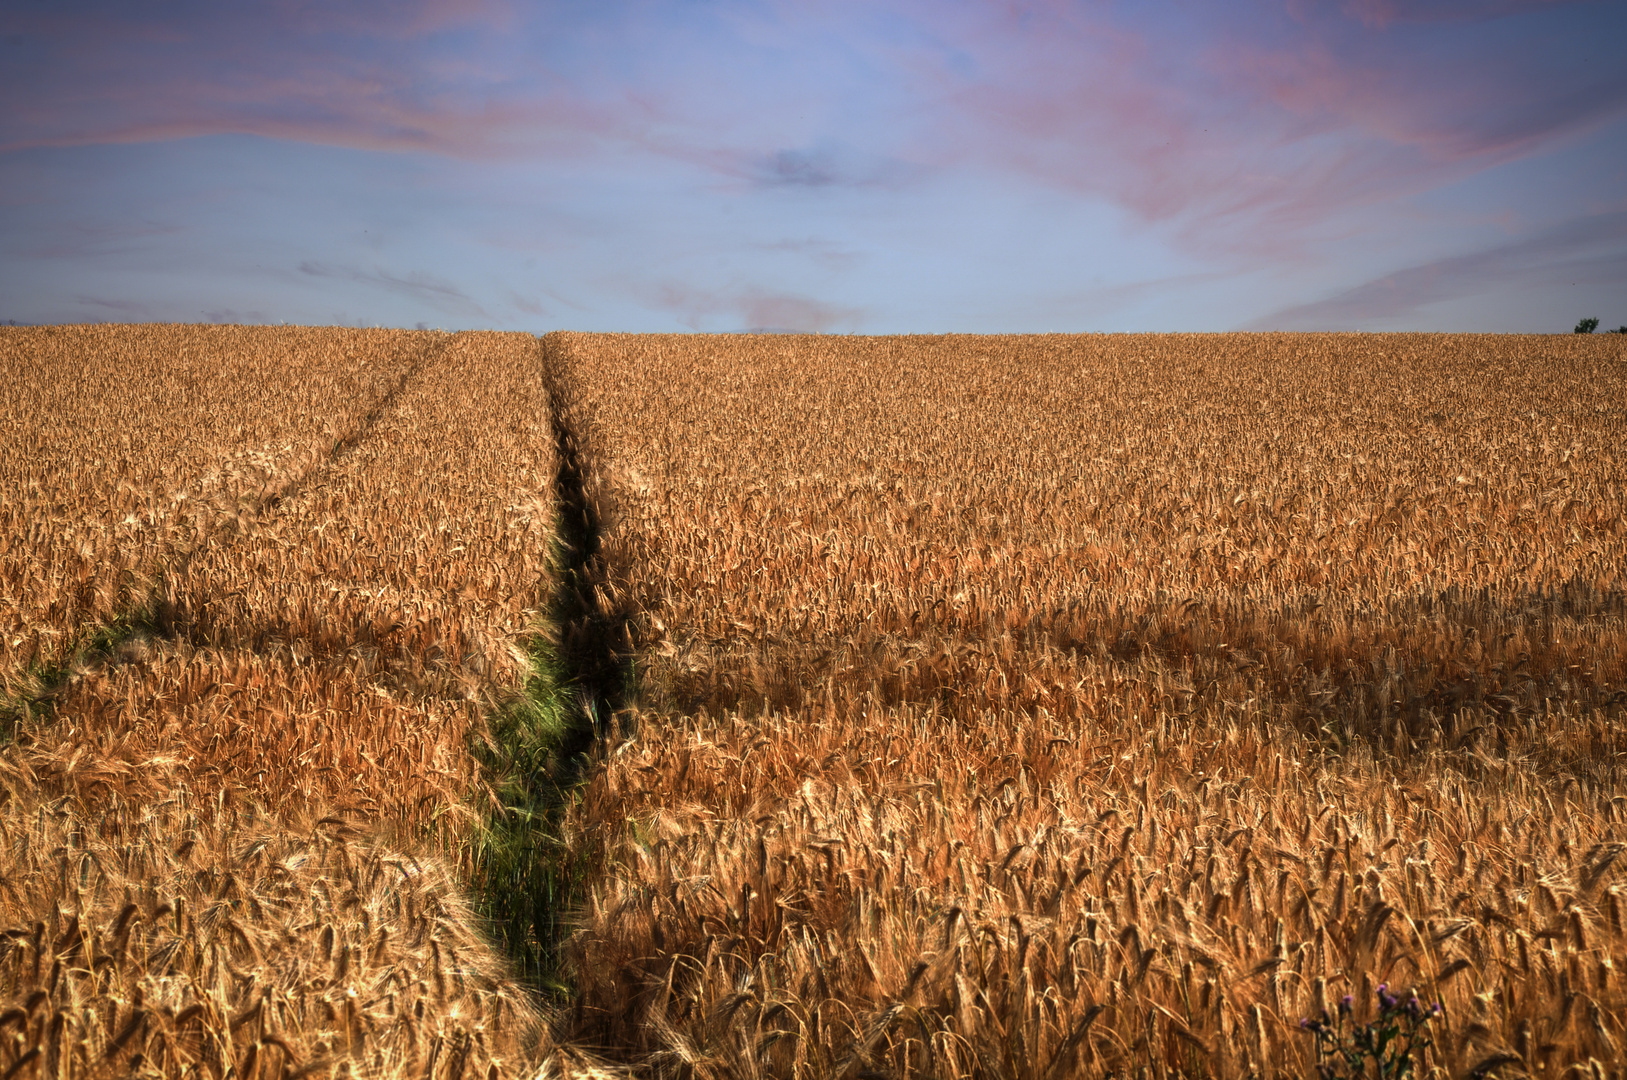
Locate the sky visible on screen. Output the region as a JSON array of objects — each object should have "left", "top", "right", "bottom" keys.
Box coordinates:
[{"left": 2, "top": 0, "right": 1626, "bottom": 333}]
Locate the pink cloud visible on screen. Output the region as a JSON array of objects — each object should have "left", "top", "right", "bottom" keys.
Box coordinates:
[
  {"left": 880, "top": 5, "right": 1348, "bottom": 252},
  {"left": 877, "top": 0, "right": 1627, "bottom": 255},
  {"left": 273, "top": 0, "right": 522, "bottom": 40},
  {"left": 297, "top": 260, "right": 487, "bottom": 317},
  {"left": 73, "top": 295, "right": 156, "bottom": 318},
  {"left": 1224, "top": 34, "right": 1626, "bottom": 164},
  {"left": 2, "top": 94, "right": 617, "bottom": 160},
  {"left": 0, "top": 1, "right": 609, "bottom": 158},
  {"left": 1313, "top": 0, "right": 1585, "bottom": 29},
  {"left": 5, "top": 0, "right": 1623, "bottom": 269}
]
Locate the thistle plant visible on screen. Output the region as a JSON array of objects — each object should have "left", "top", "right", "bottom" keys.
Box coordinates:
[{"left": 1298, "top": 985, "right": 1441, "bottom": 1079}]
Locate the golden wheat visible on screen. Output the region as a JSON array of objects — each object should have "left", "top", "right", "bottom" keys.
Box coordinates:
[
  {"left": 548, "top": 331, "right": 1627, "bottom": 1078},
  {"left": 0, "top": 753, "right": 548, "bottom": 1080},
  {"left": 15, "top": 331, "right": 556, "bottom": 838},
  {"left": 7, "top": 326, "right": 1624, "bottom": 1078},
  {"left": 0, "top": 328, "right": 604, "bottom": 1080},
  {"left": 0, "top": 325, "right": 435, "bottom": 697}
]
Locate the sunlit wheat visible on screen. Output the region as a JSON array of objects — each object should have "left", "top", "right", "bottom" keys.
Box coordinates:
[{"left": 550, "top": 330, "right": 1627, "bottom": 1078}]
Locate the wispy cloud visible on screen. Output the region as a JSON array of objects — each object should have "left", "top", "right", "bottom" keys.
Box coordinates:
[
  {"left": 200, "top": 307, "right": 270, "bottom": 324},
  {"left": 886, "top": 0, "right": 1627, "bottom": 253},
  {"left": 0, "top": 1, "right": 611, "bottom": 157},
  {"left": 1225, "top": 33, "right": 1627, "bottom": 165},
  {"left": 7, "top": 0, "right": 1621, "bottom": 256},
  {"left": 3, "top": 0, "right": 1624, "bottom": 332},
  {"left": 508, "top": 292, "right": 547, "bottom": 316},
  {"left": 649, "top": 281, "right": 865, "bottom": 332},
  {"left": 19, "top": 220, "right": 184, "bottom": 259},
  {"left": 731, "top": 144, "right": 924, "bottom": 191},
  {"left": 74, "top": 295, "right": 154, "bottom": 318},
  {"left": 756, "top": 149, "right": 841, "bottom": 188},
  {"left": 1316, "top": 0, "right": 1585, "bottom": 30},
  {"left": 1033, "top": 272, "right": 1237, "bottom": 323},
  {"left": 756, "top": 237, "right": 865, "bottom": 273},
  {"left": 1250, "top": 210, "right": 1627, "bottom": 327},
  {"left": 298, "top": 261, "right": 486, "bottom": 317}
]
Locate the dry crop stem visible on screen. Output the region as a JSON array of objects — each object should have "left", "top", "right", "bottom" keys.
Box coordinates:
[
  {"left": 0, "top": 325, "right": 431, "bottom": 703},
  {"left": 548, "top": 332, "right": 1627, "bottom": 1078}
]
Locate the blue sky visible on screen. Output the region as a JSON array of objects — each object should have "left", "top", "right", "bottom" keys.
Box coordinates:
[{"left": 2, "top": 0, "right": 1625, "bottom": 332}]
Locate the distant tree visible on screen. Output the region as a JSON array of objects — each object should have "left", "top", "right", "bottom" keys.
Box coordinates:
[
  {"left": 1574, "top": 317, "right": 1599, "bottom": 333},
  {"left": 1614, "top": 326, "right": 1627, "bottom": 334}
]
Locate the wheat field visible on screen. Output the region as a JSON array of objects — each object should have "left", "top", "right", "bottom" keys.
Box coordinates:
[
  {"left": 1, "top": 326, "right": 1625, "bottom": 1080},
  {"left": 547, "top": 331, "right": 1627, "bottom": 1078},
  {"left": 0, "top": 327, "right": 571, "bottom": 1080},
  {"left": 0, "top": 325, "right": 433, "bottom": 705}
]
